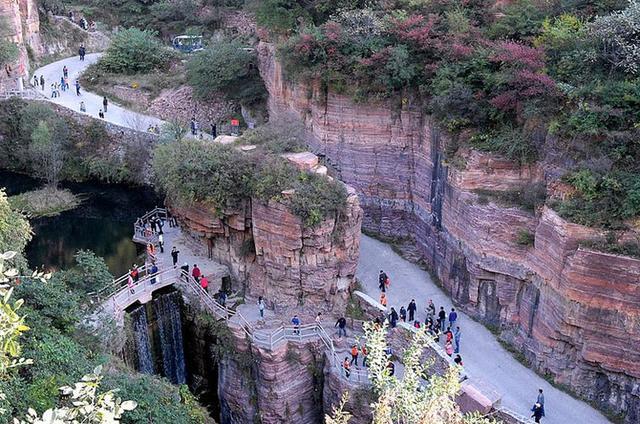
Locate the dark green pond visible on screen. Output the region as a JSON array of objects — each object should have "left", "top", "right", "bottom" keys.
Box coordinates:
[{"left": 1, "top": 171, "right": 160, "bottom": 277}]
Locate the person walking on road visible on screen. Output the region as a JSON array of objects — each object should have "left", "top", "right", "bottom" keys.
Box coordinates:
[
  {"left": 79, "top": 45, "right": 86, "bottom": 61},
  {"left": 39, "top": 75, "right": 45, "bottom": 90},
  {"left": 60, "top": 76, "right": 66, "bottom": 92},
  {"left": 63, "top": 65, "right": 68, "bottom": 78},
  {"left": 389, "top": 307, "right": 399, "bottom": 328},
  {"left": 79, "top": 101, "right": 86, "bottom": 112},
  {"left": 158, "top": 233, "right": 164, "bottom": 253},
  {"left": 171, "top": 247, "right": 180, "bottom": 268},
  {"left": 98, "top": 109, "right": 104, "bottom": 119},
  {"left": 399, "top": 306, "right": 407, "bottom": 322},
  {"left": 258, "top": 296, "right": 265, "bottom": 318},
  {"left": 32, "top": 75, "right": 38, "bottom": 87},
  {"left": 103, "top": 96, "right": 108, "bottom": 113},
  {"left": 449, "top": 307, "right": 458, "bottom": 328},
  {"left": 75, "top": 80, "right": 81, "bottom": 96},
  {"left": 438, "top": 307, "right": 446, "bottom": 331},
  {"left": 408, "top": 299, "right": 417, "bottom": 322},
  {"left": 378, "top": 270, "right": 387, "bottom": 292},
  {"left": 335, "top": 316, "right": 347, "bottom": 338},
  {"left": 537, "top": 389, "right": 546, "bottom": 416},
  {"left": 427, "top": 299, "right": 436, "bottom": 319},
  {"left": 454, "top": 326, "right": 461, "bottom": 353},
  {"left": 531, "top": 403, "right": 544, "bottom": 423}
]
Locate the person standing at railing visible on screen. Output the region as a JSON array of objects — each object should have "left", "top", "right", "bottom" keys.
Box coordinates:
[
  {"left": 258, "top": 296, "right": 265, "bottom": 319},
  {"left": 342, "top": 357, "right": 351, "bottom": 379},
  {"left": 315, "top": 312, "right": 322, "bottom": 325},
  {"left": 149, "top": 263, "right": 158, "bottom": 284},
  {"left": 126, "top": 272, "right": 135, "bottom": 294},
  {"left": 180, "top": 263, "right": 189, "bottom": 281},
  {"left": 291, "top": 315, "right": 301, "bottom": 335},
  {"left": 335, "top": 316, "right": 347, "bottom": 338},
  {"left": 130, "top": 265, "right": 140, "bottom": 283}
]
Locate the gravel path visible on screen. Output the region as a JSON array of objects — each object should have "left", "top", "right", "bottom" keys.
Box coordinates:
[{"left": 357, "top": 234, "right": 611, "bottom": 424}]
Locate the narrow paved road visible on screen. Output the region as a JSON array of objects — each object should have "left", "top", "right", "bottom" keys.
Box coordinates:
[
  {"left": 357, "top": 235, "right": 610, "bottom": 424},
  {"left": 32, "top": 53, "right": 162, "bottom": 131}
]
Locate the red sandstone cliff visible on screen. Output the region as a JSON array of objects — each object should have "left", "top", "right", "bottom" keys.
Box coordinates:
[
  {"left": 171, "top": 175, "right": 363, "bottom": 312},
  {"left": 0, "top": 0, "right": 42, "bottom": 90},
  {"left": 257, "top": 41, "right": 640, "bottom": 421}
]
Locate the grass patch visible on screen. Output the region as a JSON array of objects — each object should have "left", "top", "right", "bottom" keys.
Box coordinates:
[
  {"left": 9, "top": 188, "right": 82, "bottom": 218},
  {"left": 579, "top": 233, "right": 640, "bottom": 259},
  {"left": 516, "top": 229, "right": 535, "bottom": 246},
  {"left": 473, "top": 183, "right": 546, "bottom": 213}
]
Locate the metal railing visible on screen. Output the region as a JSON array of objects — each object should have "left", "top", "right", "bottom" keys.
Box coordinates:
[
  {"left": 133, "top": 207, "right": 168, "bottom": 245},
  {"left": 94, "top": 208, "right": 371, "bottom": 384}
]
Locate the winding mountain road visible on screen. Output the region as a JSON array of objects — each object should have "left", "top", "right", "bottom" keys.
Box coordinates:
[
  {"left": 32, "top": 53, "right": 162, "bottom": 131},
  {"left": 357, "top": 235, "right": 611, "bottom": 424}
]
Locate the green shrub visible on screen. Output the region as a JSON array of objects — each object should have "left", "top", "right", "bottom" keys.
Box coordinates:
[
  {"left": 153, "top": 140, "right": 254, "bottom": 212},
  {"left": 187, "top": 38, "right": 266, "bottom": 105},
  {"left": 99, "top": 28, "right": 172, "bottom": 74},
  {"left": 289, "top": 171, "right": 347, "bottom": 226},
  {"left": 516, "top": 229, "right": 535, "bottom": 246},
  {"left": 254, "top": 0, "right": 309, "bottom": 33},
  {"left": 239, "top": 118, "right": 306, "bottom": 153},
  {"left": 470, "top": 126, "right": 539, "bottom": 164}
]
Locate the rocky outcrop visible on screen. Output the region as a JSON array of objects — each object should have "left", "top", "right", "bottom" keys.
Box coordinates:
[
  {"left": 218, "top": 325, "right": 326, "bottom": 424},
  {"left": 258, "top": 41, "right": 640, "bottom": 421},
  {"left": 170, "top": 165, "right": 363, "bottom": 312},
  {"left": 38, "top": 15, "right": 109, "bottom": 62},
  {"left": 0, "top": 0, "right": 42, "bottom": 90}
]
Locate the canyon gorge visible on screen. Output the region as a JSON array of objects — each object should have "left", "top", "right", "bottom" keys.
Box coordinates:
[{"left": 257, "top": 42, "right": 640, "bottom": 422}]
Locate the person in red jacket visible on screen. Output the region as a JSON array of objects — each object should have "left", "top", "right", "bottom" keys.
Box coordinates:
[
  {"left": 191, "top": 264, "right": 201, "bottom": 281},
  {"left": 200, "top": 275, "right": 209, "bottom": 292}
]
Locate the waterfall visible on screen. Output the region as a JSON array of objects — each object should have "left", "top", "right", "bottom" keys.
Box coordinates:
[
  {"left": 153, "top": 291, "right": 187, "bottom": 385},
  {"left": 130, "top": 304, "right": 155, "bottom": 374}
]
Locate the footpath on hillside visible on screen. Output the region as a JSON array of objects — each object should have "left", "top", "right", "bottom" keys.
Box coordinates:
[{"left": 357, "top": 235, "right": 610, "bottom": 424}]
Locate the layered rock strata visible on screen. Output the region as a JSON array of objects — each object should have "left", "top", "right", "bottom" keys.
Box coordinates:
[
  {"left": 257, "top": 41, "right": 640, "bottom": 421},
  {"left": 171, "top": 154, "right": 363, "bottom": 312},
  {"left": 0, "top": 0, "right": 42, "bottom": 90}
]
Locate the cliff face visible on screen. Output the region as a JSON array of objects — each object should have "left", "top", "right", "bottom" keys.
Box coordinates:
[
  {"left": 258, "top": 42, "right": 640, "bottom": 421},
  {"left": 171, "top": 176, "right": 363, "bottom": 312},
  {"left": 218, "top": 325, "right": 326, "bottom": 424},
  {"left": 0, "top": 0, "right": 42, "bottom": 90}
]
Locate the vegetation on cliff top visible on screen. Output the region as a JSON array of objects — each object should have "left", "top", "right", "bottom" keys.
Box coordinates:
[
  {"left": 152, "top": 137, "right": 347, "bottom": 226},
  {"left": 258, "top": 0, "right": 640, "bottom": 229},
  {"left": 187, "top": 37, "right": 267, "bottom": 106}
]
